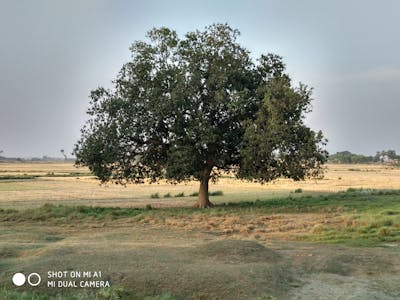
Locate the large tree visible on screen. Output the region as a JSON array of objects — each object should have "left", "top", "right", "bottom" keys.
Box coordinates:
[{"left": 74, "top": 24, "right": 327, "bottom": 208}]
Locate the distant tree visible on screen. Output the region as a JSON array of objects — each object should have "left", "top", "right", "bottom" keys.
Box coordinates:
[
  {"left": 74, "top": 24, "right": 327, "bottom": 208},
  {"left": 60, "top": 149, "right": 67, "bottom": 160},
  {"left": 328, "top": 151, "right": 374, "bottom": 164},
  {"left": 374, "top": 150, "right": 399, "bottom": 162}
]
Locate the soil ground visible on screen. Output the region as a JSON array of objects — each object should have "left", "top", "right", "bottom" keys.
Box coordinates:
[
  {"left": 1, "top": 219, "right": 400, "bottom": 299},
  {"left": 1, "top": 162, "right": 400, "bottom": 299}
]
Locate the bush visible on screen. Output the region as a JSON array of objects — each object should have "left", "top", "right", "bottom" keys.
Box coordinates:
[
  {"left": 163, "top": 193, "right": 172, "bottom": 198},
  {"left": 209, "top": 190, "right": 223, "bottom": 196},
  {"left": 311, "top": 224, "right": 327, "bottom": 234},
  {"left": 189, "top": 192, "right": 199, "bottom": 197},
  {"left": 174, "top": 192, "right": 185, "bottom": 197},
  {"left": 378, "top": 227, "right": 391, "bottom": 237},
  {"left": 150, "top": 193, "right": 160, "bottom": 199},
  {"left": 294, "top": 188, "right": 303, "bottom": 193}
]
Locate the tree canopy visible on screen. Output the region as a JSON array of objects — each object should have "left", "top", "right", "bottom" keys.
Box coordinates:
[{"left": 74, "top": 23, "right": 327, "bottom": 208}]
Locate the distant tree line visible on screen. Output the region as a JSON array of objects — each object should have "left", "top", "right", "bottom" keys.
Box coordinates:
[{"left": 328, "top": 150, "right": 400, "bottom": 164}]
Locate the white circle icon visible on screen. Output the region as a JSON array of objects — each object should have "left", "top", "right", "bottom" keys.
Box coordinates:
[
  {"left": 12, "top": 273, "right": 26, "bottom": 286},
  {"left": 27, "top": 273, "right": 41, "bottom": 286}
]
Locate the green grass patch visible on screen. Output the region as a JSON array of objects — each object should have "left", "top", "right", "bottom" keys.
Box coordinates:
[
  {"left": 0, "top": 204, "right": 144, "bottom": 222},
  {"left": 303, "top": 202, "right": 400, "bottom": 246},
  {"left": 44, "top": 172, "right": 91, "bottom": 177},
  {"left": 209, "top": 190, "right": 224, "bottom": 196},
  {"left": 2, "top": 189, "right": 400, "bottom": 245},
  {"left": 0, "top": 172, "right": 91, "bottom": 180},
  {"left": 0, "top": 175, "right": 37, "bottom": 180},
  {"left": 0, "top": 287, "right": 175, "bottom": 300}
]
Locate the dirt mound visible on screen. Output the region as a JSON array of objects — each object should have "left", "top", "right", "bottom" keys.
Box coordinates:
[{"left": 190, "top": 239, "right": 281, "bottom": 263}]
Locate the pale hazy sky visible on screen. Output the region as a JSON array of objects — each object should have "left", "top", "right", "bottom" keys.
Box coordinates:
[{"left": 0, "top": 0, "right": 399, "bottom": 157}]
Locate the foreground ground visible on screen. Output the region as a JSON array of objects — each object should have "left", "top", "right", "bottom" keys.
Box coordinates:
[{"left": 1, "top": 162, "right": 400, "bottom": 299}]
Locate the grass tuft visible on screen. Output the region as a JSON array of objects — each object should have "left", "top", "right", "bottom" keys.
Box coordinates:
[
  {"left": 0, "top": 174, "right": 37, "bottom": 180},
  {"left": 209, "top": 190, "right": 224, "bottom": 196},
  {"left": 378, "top": 227, "right": 391, "bottom": 237}
]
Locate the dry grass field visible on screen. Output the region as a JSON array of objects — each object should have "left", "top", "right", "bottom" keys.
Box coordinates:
[
  {"left": 1, "top": 161, "right": 400, "bottom": 299},
  {"left": 1, "top": 162, "right": 400, "bottom": 209}
]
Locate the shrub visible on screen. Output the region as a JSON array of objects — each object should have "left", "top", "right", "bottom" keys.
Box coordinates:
[
  {"left": 163, "top": 193, "right": 172, "bottom": 198},
  {"left": 189, "top": 192, "right": 199, "bottom": 197},
  {"left": 145, "top": 204, "right": 153, "bottom": 210},
  {"left": 311, "top": 224, "right": 327, "bottom": 234},
  {"left": 174, "top": 192, "right": 185, "bottom": 197},
  {"left": 294, "top": 188, "right": 303, "bottom": 193},
  {"left": 150, "top": 193, "right": 160, "bottom": 199},
  {"left": 209, "top": 190, "right": 223, "bottom": 196},
  {"left": 378, "top": 227, "right": 391, "bottom": 237}
]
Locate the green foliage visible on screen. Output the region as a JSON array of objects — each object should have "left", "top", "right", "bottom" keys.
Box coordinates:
[
  {"left": 174, "top": 192, "right": 185, "bottom": 197},
  {"left": 0, "top": 174, "right": 37, "bottom": 180},
  {"left": 294, "top": 188, "right": 303, "bottom": 193},
  {"left": 150, "top": 193, "right": 160, "bottom": 199},
  {"left": 74, "top": 23, "right": 326, "bottom": 191},
  {"left": 163, "top": 193, "right": 172, "bottom": 198},
  {"left": 329, "top": 150, "right": 400, "bottom": 164},
  {"left": 189, "top": 192, "right": 199, "bottom": 197},
  {"left": 374, "top": 150, "right": 400, "bottom": 162},
  {"left": 328, "top": 151, "right": 374, "bottom": 164}
]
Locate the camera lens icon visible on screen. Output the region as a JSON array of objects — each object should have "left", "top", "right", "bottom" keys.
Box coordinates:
[{"left": 12, "top": 272, "right": 41, "bottom": 287}]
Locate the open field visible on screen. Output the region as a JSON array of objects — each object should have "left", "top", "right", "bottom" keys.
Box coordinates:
[
  {"left": 1, "top": 162, "right": 400, "bottom": 299},
  {"left": 1, "top": 162, "right": 400, "bottom": 209}
]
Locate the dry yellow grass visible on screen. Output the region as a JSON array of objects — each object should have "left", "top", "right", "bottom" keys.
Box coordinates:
[{"left": 0, "top": 162, "right": 400, "bottom": 209}]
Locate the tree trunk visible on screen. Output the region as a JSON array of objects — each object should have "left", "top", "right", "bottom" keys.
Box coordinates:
[{"left": 197, "top": 167, "right": 213, "bottom": 208}]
